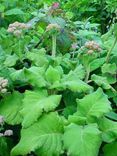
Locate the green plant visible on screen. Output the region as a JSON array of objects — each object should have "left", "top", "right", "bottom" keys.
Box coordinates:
[{"left": 0, "top": 2, "right": 117, "bottom": 156}]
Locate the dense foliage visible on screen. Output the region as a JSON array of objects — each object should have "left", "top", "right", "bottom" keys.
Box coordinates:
[{"left": 0, "top": 0, "right": 117, "bottom": 156}]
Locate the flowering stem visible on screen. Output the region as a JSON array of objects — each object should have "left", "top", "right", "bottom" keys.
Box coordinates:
[
  {"left": 106, "top": 37, "right": 117, "bottom": 63},
  {"left": 52, "top": 34, "right": 56, "bottom": 57}
]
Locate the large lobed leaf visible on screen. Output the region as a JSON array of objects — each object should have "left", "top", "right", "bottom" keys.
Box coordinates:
[
  {"left": 50, "top": 65, "right": 92, "bottom": 93},
  {"left": 69, "top": 88, "right": 112, "bottom": 124},
  {"left": 20, "top": 90, "right": 62, "bottom": 128},
  {"left": 63, "top": 123, "right": 102, "bottom": 156},
  {"left": 11, "top": 112, "right": 64, "bottom": 156}
]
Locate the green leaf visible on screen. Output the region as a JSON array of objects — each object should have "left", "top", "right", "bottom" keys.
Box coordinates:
[
  {"left": 101, "top": 63, "right": 117, "bottom": 84},
  {"left": 91, "top": 74, "right": 113, "bottom": 90},
  {"left": 102, "top": 63, "right": 117, "bottom": 74},
  {"left": 24, "top": 67, "right": 46, "bottom": 88},
  {"left": 20, "top": 90, "right": 62, "bottom": 128},
  {"left": 26, "top": 48, "right": 48, "bottom": 67},
  {"left": 103, "top": 142, "right": 117, "bottom": 156},
  {"left": 63, "top": 123, "right": 102, "bottom": 156},
  {"left": 68, "top": 115, "right": 86, "bottom": 125},
  {"left": 98, "top": 117, "right": 117, "bottom": 143},
  {"left": 5, "top": 8, "right": 24, "bottom": 15},
  {"left": 62, "top": 79, "right": 92, "bottom": 93},
  {"left": 0, "top": 91, "right": 23, "bottom": 125},
  {"left": 63, "top": 65, "right": 86, "bottom": 80},
  {"left": 74, "top": 88, "right": 112, "bottom": 123},
  {"left": 50, "top": 66, "right": 92, "bottom": 93},
  {"left": 90, "top": 58, "right": 105, "bottom": 72},
  {"left": 4, "top": 54, "right": 19, "bottom": 67},
  {"left": 10, "top": 68, "right": 27, "bottom": 84},
  {"left": 63, "top": 105, "right": 76, "bottom": 118},
  {"left": 11, "top": 112, "right": 63, "bottom": 156},
  {"left": 106, "top": 112, "right": 117, "bottom": 121},
  {"left": 45, "top": 65, "right": 61, "bottom": 84}
]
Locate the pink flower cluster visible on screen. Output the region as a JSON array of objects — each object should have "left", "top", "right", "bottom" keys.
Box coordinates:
[
  {"left": 46, "top": 23, "right": 61, "bottom": 32},
  {"left": 7, "top": 21, "right": 30, "bottom": 36},
  {"left": 81, "top": 41, "right": 101, "bottom": 54},
  {"left": 0, "top": 77, "right": 8, "bottom": 94},
  {"left": 85, "top": 41, "right": 101, "bottom": 51}
]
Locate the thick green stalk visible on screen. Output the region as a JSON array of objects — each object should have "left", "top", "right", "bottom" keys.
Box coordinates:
[
  {"left": 52, "top": 34, "right": 57, "bottom": 57},
  {"left": 106, "top": 37, "right": 117, "bottom": 63}
]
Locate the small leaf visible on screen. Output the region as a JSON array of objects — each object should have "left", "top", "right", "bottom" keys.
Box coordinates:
[
  {"left": 45, "top": 65, "right": 61, "bottom": 84},
  {"left": 5, "top": 8, "right": 24, "bottom": 15}
]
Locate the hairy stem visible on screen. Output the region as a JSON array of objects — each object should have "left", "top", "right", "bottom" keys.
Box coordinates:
[
  {"left": 106, "top": 37, "right": 117, "bottom": 63},
  {"left": 52, "top": 34, "right": 56, "bottom": 57}
]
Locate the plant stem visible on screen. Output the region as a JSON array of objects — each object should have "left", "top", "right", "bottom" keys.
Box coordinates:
[
  {"left": 52, "top": 34, "right": 56, "bottom": 57},
  {"left": 85, "top": 66, "right": 90, "bottom": 83},
  {"left": 106, "top": 37, "right": 117, "bottom": 63}
]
